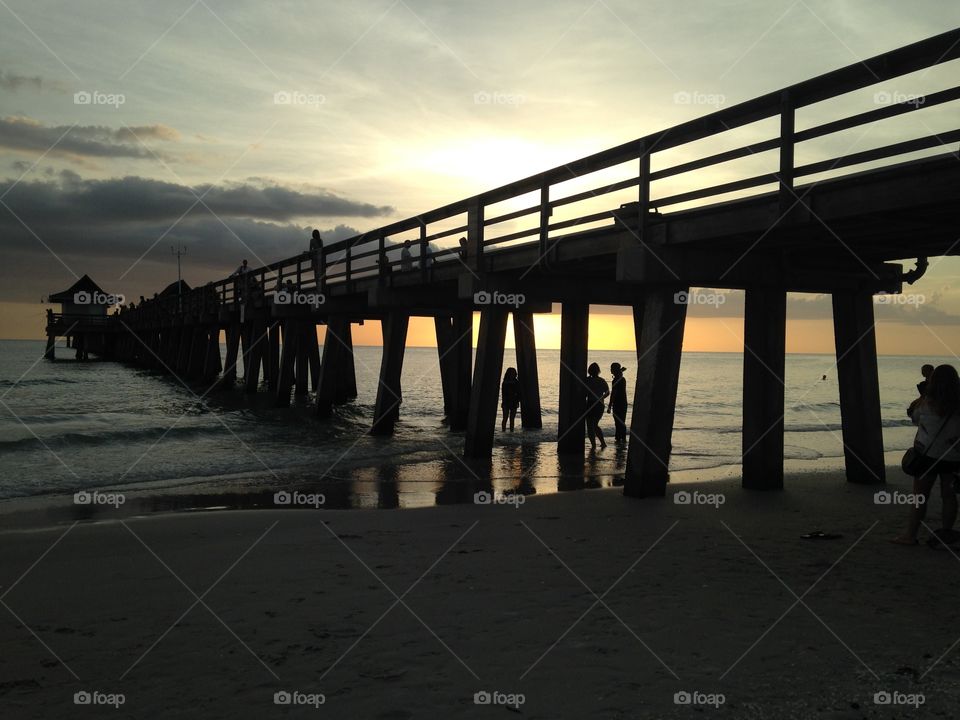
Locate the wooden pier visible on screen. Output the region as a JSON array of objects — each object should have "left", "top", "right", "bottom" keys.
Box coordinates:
[{"left": 47, "top": 30, "right": 960, "bottom": 496}]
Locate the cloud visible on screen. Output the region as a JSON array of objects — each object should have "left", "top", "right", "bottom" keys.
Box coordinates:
[
  {"left": 0, "top": 116, "right": 179, "bottom": 160},
  {"left": 0, "top": 171, "right": 393, "bottom": 301},
  {"left": 0, "top": 70, "right": 63, "bottom": 92},
  {"left": 1, "top": 172, "right": 394, "bottom": 224}
]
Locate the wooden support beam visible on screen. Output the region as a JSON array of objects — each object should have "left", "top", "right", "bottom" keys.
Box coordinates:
[
  {"left": 317, "top": 317, "right": 350, "bottom": 418},
  {"left": 202, "top": 327, "right": 222, "bottom": 383},
  {"left": 371, "top": 313, "right": 409, "bottom": 435},
  {"left": 464, "top": 308, "right": 509, "bottom": 458},
  {"left": 832, "top": 290, "right": 885, "bottom": 484},
  {"left": 742, "top": 289, "right": 786, "bottom": 490},
  {"left": 623, "top": 287, "right": 688, "bottom": 497},
  {"left": 266, "top": 322, "right": 280, "bottom": 390},
  {"left": 448, "top": 310, "right": 473, "bottom": 432},
  {"left": 244, "top": 320, "right": 267, "bottom": 393},
  {"left": 434, "top": 315, "right": 456, "bottom": 417},
  {"left": 222, "top": 321, "right": 241, "bottom": 386},
  {"left": 275, "top": 320, "right": 298, "bottom": 407},
  {"left": 333, "top": 321, "right": 356, "bottom": 403},
  {"left": 513, "top": 311, "right": 542, "bottom": 429},
  {"left": 44, "top": 333, "right": 55, "bottom": 360},
  {"left": 175, "top": 327, "right": 191, "bottom": 375},
  {"left": 189, "top": 327, "right": 208, "bottom": 379},
  {"left": 294, "top": 323, "right": 309, "bottom": 396},
  {"left": 557, "top": 302, "right": 589, "bottom": 454},
  {"left": 305, "top": 323, "right": 321, "bottom": 392}
]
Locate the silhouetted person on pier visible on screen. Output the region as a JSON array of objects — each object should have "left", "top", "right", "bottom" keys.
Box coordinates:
[
  {"left": 501, "top": 367, "right": 520, "bottom": 431},
  {"left": 607, "top": 362, "right": 628, "bottom": 443},
  {"left": 309, "top": 230, "right": 325, "bottom": 289},
  {"left": 231, "top": 259, "right": 250, "bottom": 303},
  {"left": 894, "top": 364, "right": 960, "bottom": 546},
  {"left": 585, "top": 362, "right": 609, "bottom": 450},
  {"left": 459, "top": 236, "right": 468, "bottom": 260},
  {"left": 400, "top": 240, "right": 414, "bottom": 272}
]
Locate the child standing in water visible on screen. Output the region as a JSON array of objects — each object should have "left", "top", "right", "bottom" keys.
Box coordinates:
[
  {"left": 585, "top": 362, "right": 609, "bottom": 450},
  {"left": 607, "top": 362, "right": 628, "bottom": 443},
  {"left": 501, "top": 367, "right": 521, "bottom": 431}
]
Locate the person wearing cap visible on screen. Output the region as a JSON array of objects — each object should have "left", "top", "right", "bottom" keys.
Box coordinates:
[{"left": 607, "top": 362, "right": 628, "bottom": 443}]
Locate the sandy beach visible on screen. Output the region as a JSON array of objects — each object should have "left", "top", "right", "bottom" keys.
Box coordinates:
[{"left": 2, "top": 464, "right": 959, "bottom": 719}]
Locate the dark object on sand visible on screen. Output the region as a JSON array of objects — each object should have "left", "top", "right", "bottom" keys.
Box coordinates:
[{"left": 800, "top": 531, "right": 843, "bottom": 540}]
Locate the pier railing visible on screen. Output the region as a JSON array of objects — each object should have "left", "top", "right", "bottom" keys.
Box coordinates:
[{"left": 126, "top": 28, "right": 960, "bottom": 319}]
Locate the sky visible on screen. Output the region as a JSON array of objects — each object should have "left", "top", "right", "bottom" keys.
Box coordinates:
[{"left": 0, "top": 0, "right": 958, "bottom": 353}]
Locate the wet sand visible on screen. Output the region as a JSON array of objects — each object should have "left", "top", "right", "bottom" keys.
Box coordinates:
[{"left": 2, "top": 464, "right": 959, "bottom": 719}]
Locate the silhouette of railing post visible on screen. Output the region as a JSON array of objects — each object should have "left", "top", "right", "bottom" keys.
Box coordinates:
[
  {"left": 623, "top": 288, "right": 688, "bottom": 497},
  {"left": 468, "top": 200, "right": 484, "bottom": 271},
  {"left": 638, "top": 142, "right": 650, "bottom": 239},
  {"left": 538, "top": 185, "right": 549, "bottom": 262},
  {"left": 557, "top": 302, "right": 588, "bottom": 455},
  {"left": 832, "top": 291, "right": 885, "bottom": 484},
  {"left": 419, "top": 221, "right": 429, "bottom": 279}
]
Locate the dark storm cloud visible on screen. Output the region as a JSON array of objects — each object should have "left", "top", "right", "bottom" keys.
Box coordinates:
[
  {"left": 0, "top": 116, "right": 179, "bottom": 159},
  {"left": 0, "top": 171, "right": 391, "bottom": 301},
  {"left": 1, "top": 172, "right": 394, "bottom": 223}
]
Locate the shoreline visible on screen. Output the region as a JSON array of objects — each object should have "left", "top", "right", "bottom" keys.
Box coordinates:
[{"left": 0, "top": 450, "right": 905, "bottom": 533}]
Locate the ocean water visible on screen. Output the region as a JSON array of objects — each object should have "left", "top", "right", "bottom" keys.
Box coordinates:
[{"left": 0, "top": 339, "right": 930, "bottom": 509}]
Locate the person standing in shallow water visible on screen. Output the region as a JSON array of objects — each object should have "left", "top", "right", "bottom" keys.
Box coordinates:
[
  {"left": 607, "top": 362, "right": 628, "bottom": 443},
  {"left": 501, "top": 367, "right": 520, "bottom": 431},
  {"left": 584, "top": 362, "right": 609, "bottom": 450}
]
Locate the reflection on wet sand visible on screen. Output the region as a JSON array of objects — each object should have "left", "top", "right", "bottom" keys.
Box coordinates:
[{"left": 0, "top": 439, "right": 629, "bottom": 529}]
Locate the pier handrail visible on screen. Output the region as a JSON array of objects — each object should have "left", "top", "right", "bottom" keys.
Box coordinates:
[{"left": 122, "top": 28, "right": 959, "bottom": 318}]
